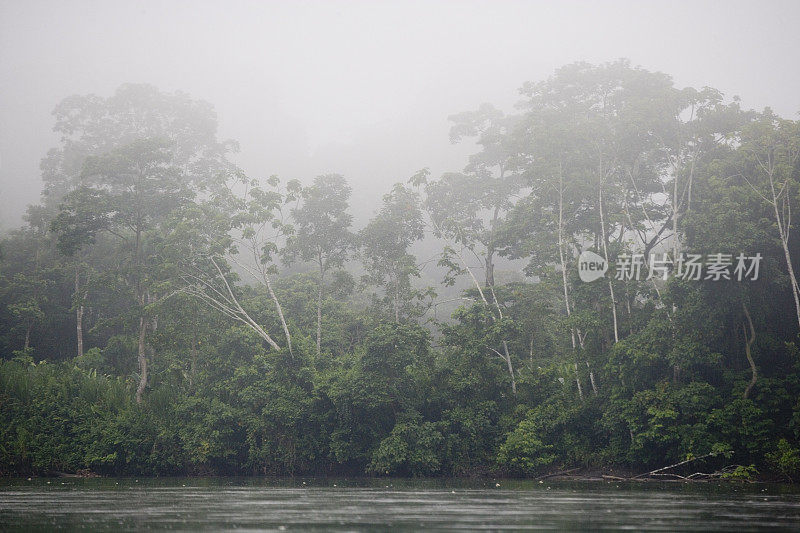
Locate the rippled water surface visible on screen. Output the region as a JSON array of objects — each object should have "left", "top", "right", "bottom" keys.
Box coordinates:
[{"left": 1, "top": 477, "right": 799, "bottom": 530}]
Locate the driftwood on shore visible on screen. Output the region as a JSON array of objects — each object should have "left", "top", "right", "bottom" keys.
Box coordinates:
[
  {"left": 540, "top": 451, "right": 757, "bottom": 483},
  {"left": 631, "top": 451, "right": 719, "bottom": 480}
]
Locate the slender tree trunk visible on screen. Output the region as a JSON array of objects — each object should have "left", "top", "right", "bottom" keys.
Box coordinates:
[
  {"left": 574, "top": 363, "right": 584, "bottom": 401},
  {"left": 587, "top": 361, "right": 598, "bottom": 395},
  {"left": 485, "top": 204, "right": 498, "bottom": 289},
  {"left": 201, "top": 256, "right": 283, "bottom": 352},
  {"left": 264, "top": 276, "right": 291, "bottom": 354},
  {"left": 136, "top": 313, "right": 148, "bottom": 404},
  {"left": 75, "top": 268, "right": 84, "bottom": 358},
  {"left": 76, "top": 305, "right": 84, "bottom": 358},
  {"left": 133, "top": 223, "right": 148, "bottom": 404},
  {"left": 486, "top": 184, "right": 514, "bottom": 392},
  {"left": 671, "top": 160, "right": 683, "bottom": 380},
  {"left": 742, "top": 303, "right": 757, "bottom": 399},
  {"left": 485, "top": 251, "right": 495, "bottom": 289},
  {"left": 557, "top": 172, "right": 595, "bottom": 393},
  {"left": 502, "top": 340, "right": 516, "bottom": 395},
  {"left": 598, "top": 185, "right": 619, "bottom": 343},
  {"left": 557, "top": 171, "right": 579, "bottom": 351},
  {"left": 24, "top": 323, "right": 31, "bottom": 351},
  {"left": 485, "top": 171, "right": 502, "bottom": 288},
  {"left": 429, "top": 214, "right": 515, "bottom": 394},
  {"left": 316, "top": 272, "right": 323, "bottom": 357},
  {"left": 624, "top": 285, "right": 634, "bottom": 335},
  {"left": 230, "top": 238, "right": 291, "bottom": 354},
  {"left": 673, "top": 155, "right": 680, "bottom": 262},
  {"left": 779, "top": 233, "right": 800, "bottom": 330},
  {"left": 190, "top": 334, "right": 197, "bottom": 389},
  {"left": 491, "top": 344, "right": 516, "bottom": 395},
  {"left": 779, "top": 236, "right": 800, "bottom": 330},
  {"left": 393, "top": 279, "right": 400, "bottom": 324},
  {"left": 771, "top": 178, "right": 800, "bottom": 329}
]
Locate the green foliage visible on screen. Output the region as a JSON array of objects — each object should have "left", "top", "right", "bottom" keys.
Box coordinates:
[
  {"left": 369, "top": 412, "right": 444, "bottom": 477},
  {"left": 721, "top": 464, "right": 758, "bottom": 481},
  {"left": 617, "top": 382, "right": 722, "bottom": 466},
  {"left": 2, "top": 66, "right": 800, "bottom": 480},
  {"left": 766, "top": 439, "right": 800, "bottom": 479},
  {"left": 497, "top": 418, "right": 556, "bottom": 475}
]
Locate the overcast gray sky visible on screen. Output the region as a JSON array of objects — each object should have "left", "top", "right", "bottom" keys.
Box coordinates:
[{"left": 1, "top": 0, "right": 799, "bottom": 229}]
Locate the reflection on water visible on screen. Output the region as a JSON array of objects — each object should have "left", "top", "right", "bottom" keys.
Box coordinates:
[{"left": 1, "top": 478, "right": 799, "bottom": 530}]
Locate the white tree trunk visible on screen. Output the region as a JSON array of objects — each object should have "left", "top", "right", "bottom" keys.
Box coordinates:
[
  {"left": 557, "top": 173, "right": 577, "bottom": 350},
  {"left": 770, "top": 174, "right": 800, "bottom": 329},
  {"left": 316, "top": 271, "right": 323, "bottom": 357},
  {"left": 598, "top": 185, "right": 619, "bottom": 343},
  {"left": 75, "top": 267, "right": 84, "bottom": 359},
  {"left": 136, "top": 314, "right": 148, "bottom": 404},
  {"left": 741, "top": 303, "right": 757, "bottom": 399}
]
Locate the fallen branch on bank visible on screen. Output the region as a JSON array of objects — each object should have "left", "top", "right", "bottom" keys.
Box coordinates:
[{"left": 632, "top": 451, "right": 719, "bottom": 480}]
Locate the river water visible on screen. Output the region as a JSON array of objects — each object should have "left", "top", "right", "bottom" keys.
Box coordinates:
[{"left": 1, "top": 477, "right": 799, "bottom": 530}]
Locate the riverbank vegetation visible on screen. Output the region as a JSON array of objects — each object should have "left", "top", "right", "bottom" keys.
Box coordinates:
[{"left": 2, "top": 60, "right": 800, "bottom": 480}]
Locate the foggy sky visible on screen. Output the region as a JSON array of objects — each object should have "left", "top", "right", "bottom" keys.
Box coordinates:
[{"left": 1, "top": 0, "right": 799, "bottom": 229}]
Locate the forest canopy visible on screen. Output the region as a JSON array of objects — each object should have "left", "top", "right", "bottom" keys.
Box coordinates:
[{"left": 1, "top": 60, "right": 799, "bottom": 480}]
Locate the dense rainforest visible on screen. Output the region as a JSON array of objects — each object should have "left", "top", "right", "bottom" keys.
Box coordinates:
[{"left": 2, "top": 60, "right": 800, "bottom": 481}]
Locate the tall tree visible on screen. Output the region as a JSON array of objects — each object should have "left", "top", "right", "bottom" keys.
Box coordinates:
[
  {"left": 41, "top": 83, "right": 236, "bottom": 208},
  {"left": 171, "top": 173, "right": 296, "bottom": 355},
  {"left": 449, "top": 103, "right": 522, "bottom": 288},
  {"left": 50, "top": 187, "right": 111, "bottom": 358},
  {"left": 53, "top": 138, "right": 189, "bottom": 402},
  {"left": 737, "top": 111, "right": 800, "bottom": 329},
  {"left": 414, "top": 168, "right": 518, "bottom": 394},
  {"left": 41, "top": 84, "right": 238, "bottom": 361},
  {"left": 360, "top": 184, "right": 427, "bottom": 323},
  {"left": 284, "top": 174, "right": 353, "bottom": 357}
]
